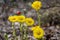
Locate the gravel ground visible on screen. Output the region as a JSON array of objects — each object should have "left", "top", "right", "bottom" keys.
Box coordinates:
[{"left": 0, "top": 0, "right": 60, "bottom": 40}]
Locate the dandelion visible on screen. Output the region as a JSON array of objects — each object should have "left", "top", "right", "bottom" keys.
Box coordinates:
[
  {"left": 25, "top": 18, "right": 34, "bottom": 26},
  {"left": 31, "top": 1, "right": 42, "bottom": 26},
  {"left": 8, "top": 15, "right": 18, "bottom": 22},
  {"left": 32, "top": 26, "right": 44, "bottom": 39},
  {"left": 31, "top": 26, "right": 40, "bottom": 31},
  {"left": 8, "top": 15, "right": 18, "bottom": 40},
  {"left": 17, "top": 15, "right": 25, "bottom": 23},
  {"left": 31, "top": 1, "right": 42, "bottom": 11}
]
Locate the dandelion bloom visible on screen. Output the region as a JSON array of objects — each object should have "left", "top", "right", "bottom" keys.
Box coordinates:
[
  {"left": 8, "top": 15, "right": 18, "bottom": 22},
  {"left": 31, "top": 26, "right": 44, "bottom": 39},
  {"left": 17, "top": 15, "right": 25, "bottom": 23},
  {"left": 31, "top": 1, "right": 42, "bottom": 11},
  {"left": 31, "top": 26, "right": 40, "bottom": 31},
  {"left": 25, "top": 18, "right": 34, "bottom": 26}
]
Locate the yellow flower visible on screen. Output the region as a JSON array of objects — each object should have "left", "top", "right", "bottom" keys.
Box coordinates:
[
  {"left": 31, "top": 1, "right": 42, "bottom": 11},
  {"left": 8, "top": 15, "right": 18, "bottom": 22},
  {"left": 31, "top": 26, "right": 40, "bottom": 31},
  {"left": 17, "top": 15, "right": 25, "bottom": 23},
  {"left": 33, "top": 27, "right": 44, "bottom": 39},
  {"left": 25, "top": 18, "right": 34, "bottom": 26}
]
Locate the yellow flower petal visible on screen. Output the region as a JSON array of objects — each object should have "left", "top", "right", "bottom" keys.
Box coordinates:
[
  {"left": 31, "top": 1, "right": 42, "bottom": 11},
  {"left": 32, "top": 26, "right": 44, "bottom": 39},
  {"left": 31, "top": 26, "right": 40, "bottom": 31},
  {"left": 17, "top": 15, "right": 25, "bottom": 23},
  {"left": 8, "top": 15, "right": 18, "bottom": 22},
  {"left": 25, "top": 18, "right": 34, "bottom": 26}
]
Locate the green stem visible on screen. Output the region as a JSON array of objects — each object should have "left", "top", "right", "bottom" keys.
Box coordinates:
[
  {"left": 37, "top": 11, "right": 41, "bottom": 26},
  {"left": 24, "top": 26, "right": 28, "bottom": 40},
  {"left": 4, "top": 33, "right": 8, "bottom": 40},
  {"left": 20, "top": 23, "right": 23, "bottom": 40},
  {"left": 20, "top": 24, "right": 23, "bottom": 32},
  {"left": 12, "top": 23, "right": 17, "bottom": 40}
]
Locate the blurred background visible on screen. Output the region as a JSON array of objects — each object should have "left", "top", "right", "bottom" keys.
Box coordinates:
[{"left": 0, "top": 0, "right": 60, "bottom": 40}]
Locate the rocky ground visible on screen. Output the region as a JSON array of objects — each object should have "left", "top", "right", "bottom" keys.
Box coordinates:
[{"left": 0, "top": 0, "right": 60, "bottom": 40}]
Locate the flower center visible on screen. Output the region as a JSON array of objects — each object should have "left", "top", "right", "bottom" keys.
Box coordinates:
[
  {"left": 13, "top": 18, "right": 16, "bottom": 20},
  {"left": 37, "top": 32, "right": 40, "bottom": 35},
  {"left": 19, "top": 18, "right": 23, "bottom": 20},
  {"left": 28, "top": 21, "right": 32, "bottom": 23}
]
